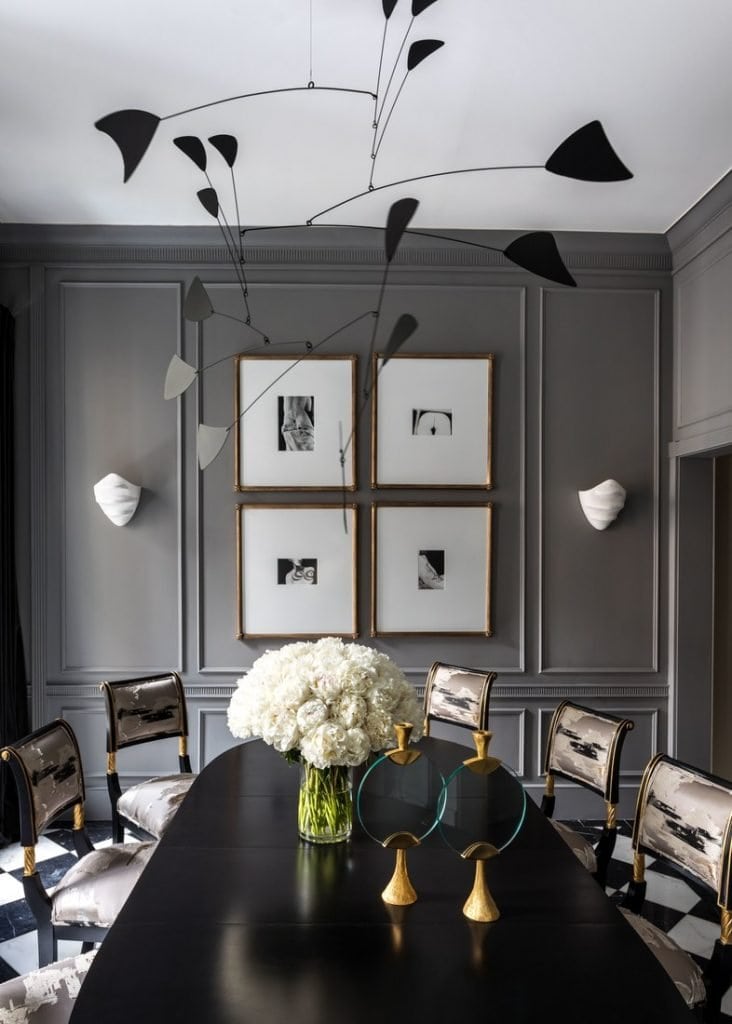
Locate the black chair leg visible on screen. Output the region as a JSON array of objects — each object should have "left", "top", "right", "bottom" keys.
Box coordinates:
[
  {"left": 81, "top": 940, "right": 95, "bottom": 953},
  {"left": 111, "top": 806, "right": 124, "bottom": 845},
  {"left": 702, "top": 940, "right": 732, "bottom": 1022},
  {"left": 37, "top": 923, "right": 56, "bottom": 968},
  {"left": 593, "top": 827, "right": 618, "bottom": 889}
]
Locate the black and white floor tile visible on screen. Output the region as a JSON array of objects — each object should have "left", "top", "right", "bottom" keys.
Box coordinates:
[{"left": 0, "top": 819, "right": 730, "bottom": 1017}]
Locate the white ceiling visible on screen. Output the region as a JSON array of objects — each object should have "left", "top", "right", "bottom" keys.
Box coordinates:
[{"left": 1, "top": 0, "right": 731, "bottom": 233}]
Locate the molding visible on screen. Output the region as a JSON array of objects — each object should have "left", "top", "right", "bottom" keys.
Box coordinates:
[
  {"left": 57, "top": 281, "right": 185, "bottom": 675},
  {"left": 490, "top": 707, "right": 527, "bottom": 777},
  {"left": 30, "top": 265, "right": 47, "bottom": 728},
  {"left": 667, "top": 169, "right": 732, "bottom": 274},
  {"left": 668, "top": 429, "right": 732, "bottom": 460},
  {"left": 0, "top": 224, "right": 671, "bottom": 274},
  {"left": 538, "top": 287, "right": 661, "bottom": 674},
  {"left": 45, "top": 681, "right": 669, "bottom": 700}
]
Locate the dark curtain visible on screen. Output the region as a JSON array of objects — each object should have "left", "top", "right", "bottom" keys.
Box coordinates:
[{"left": 0, "top": 305, "right": 30, "bottom": 844}]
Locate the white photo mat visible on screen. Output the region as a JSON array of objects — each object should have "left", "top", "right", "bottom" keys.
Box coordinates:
[
  {"left": 371, "top": 354, "right": 493, "bottom": 488},
  {"left": 237, "top": 504, "right": 357, "bottom": 638},
  {"left": 235, "top": 355, "right": 356, "bottom": 490},
  {"left": 371, "top": 503, "right": 492, "bottom": 636}
]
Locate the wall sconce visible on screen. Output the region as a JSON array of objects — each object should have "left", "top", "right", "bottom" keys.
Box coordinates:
[
  {"left": 577, "top": 479, "right": 626, "bottom": 530},
  {"left": 93, "top": 473, "right": 141, "bottom": 526}
]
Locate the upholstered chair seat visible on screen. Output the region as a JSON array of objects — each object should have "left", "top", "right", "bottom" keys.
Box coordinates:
[
  {"left": 541, "top": 701, "right": 634, "bottom": 888},
  {"left": 51, "top": 842, "right": 154, "bottom": 927},
  {"left": 0, "top": 719, "right": 156, "bottom": 966},
  {"left": 100, "top": 672, "right": 196, "bottom": 843},
  {"left": 116, "top": 773, "right": 196, "bottom": 838},
  {"left": 618, "top": 906, "right": 706, "bottom": 1009},
  {"left": 0, "top": 949, "right": 97, "bottom": 1024},
  {"left": 549, "top": 819, "right": 598, "bottom": 874}
]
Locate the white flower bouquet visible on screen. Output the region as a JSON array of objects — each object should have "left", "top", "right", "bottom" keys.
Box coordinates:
[{"left": 228, "top": 637, "right": 423, "bottom": 842}]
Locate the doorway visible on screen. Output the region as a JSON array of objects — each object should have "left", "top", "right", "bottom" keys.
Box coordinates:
[{"left": 713, "top": 453, "right": 732, "bottom": 777}]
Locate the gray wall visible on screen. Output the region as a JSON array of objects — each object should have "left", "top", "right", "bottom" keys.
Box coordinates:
[{"left": 0, "top": 224, "right": 672, "bottom": 818}]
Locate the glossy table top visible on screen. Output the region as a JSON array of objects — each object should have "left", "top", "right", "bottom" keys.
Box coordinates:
[{"left": 71, "top": 738, "right": 693, "bottom": 1023}]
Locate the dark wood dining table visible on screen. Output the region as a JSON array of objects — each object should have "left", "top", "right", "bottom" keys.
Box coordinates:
[{"left": 70, "top": 737, "right": 694, "bottom": 1023}]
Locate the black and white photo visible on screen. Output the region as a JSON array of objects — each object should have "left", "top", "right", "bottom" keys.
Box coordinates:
[
  {"left": 236, "top": 355, "right": 356, "bottom": 490},
  {"left": 412, "top": 408, "right": 453, "bottom": 436},
  {"left": 238, "top": 504, "right": 357, "bottom": 638},
  {"left": 418, "top": 549, "right": 445, "bottom": 589},
  {"left": 371, "top": 503, "right": 492, "bottom": 636},
  {"left": 372, "top": 354, "right": 493, "bottom": 488},
  {"left": 278, "top": 396, "right": 315, "bottom": 451},
  {"left": 277, "top": 557, "right": 318, "bottom": 585}
]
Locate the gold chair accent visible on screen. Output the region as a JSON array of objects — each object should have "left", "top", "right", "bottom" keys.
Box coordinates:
[{"left": 542, "top": 700, "right": 634, "bottom": 886}]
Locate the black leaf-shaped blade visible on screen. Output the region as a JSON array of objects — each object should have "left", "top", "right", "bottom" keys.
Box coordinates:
[
  {"left": 94, "top": 109, "right": 160, "bottom": 182},
  {"left": 412, "top": 0, "right": 439, "bottom": 14},
  {"left": 385, "top": 197, "right": 419, "bottom": 262},
  {"left": 407, "top": 38, "right": 444, "bottom": 71},
  {"left": 383, "top": 0, "right": 398, "bottom": 17},
  {"left": 174, "top": 136, "right": 207, "bottom": 172},
  {"left": 209, "top": 134, "right": 238, "bottom": 167},
  {"left": 197, "top": 187, "right": 219, "bottom": 219},
  {"left": 183, "top": 276, "right": 214, "bottom": 321},
  {"left": 503, "top": 232, "right": 576, "bottom": 287},
  {"left": 383, "top": 314, "right": 418, "bottom": 363},
  {"left": 545, "top": 120, "right": 633, "bottom": 182}
]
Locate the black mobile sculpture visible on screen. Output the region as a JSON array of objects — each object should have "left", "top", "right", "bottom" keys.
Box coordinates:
[{"left": 95, "top": 0, "right": 632, "bottom": 472}]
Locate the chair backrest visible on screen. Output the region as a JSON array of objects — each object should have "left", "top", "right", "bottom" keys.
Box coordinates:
[
  {"left": 100, "top": 672, "right": 188, "bottom": 753},
  {"left": 543, "top": 701, "right": 634, "bottom": 804},
  {"left": 0, "top": 719, "right": 85, "bottom": 847},
  {"left": 632, "top": 754, "right": 732, "bottom": 908},
  {"left": 423, "top": 662, "right": 496, "bottom": 736}
]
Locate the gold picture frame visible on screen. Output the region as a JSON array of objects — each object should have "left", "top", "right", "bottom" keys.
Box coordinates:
[
  {"left": 371, "top": 353, "right": 493, "bottom": 488},
  {"left": 371, "top": 502, "right": 493, "bottom": 636},
  {"left": 236, "top": 503, "right": 358, "bottom": 639},
  {"left": 234, "top": 354, "right": 357, "bottom": 491}
]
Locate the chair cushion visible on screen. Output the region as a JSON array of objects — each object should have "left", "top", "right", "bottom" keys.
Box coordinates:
[
  {"left": 549, "top": 819, "right": 598, "bottom": 874},
  {"left": 618, "top": 907, "right": 706, "bottom": 1007},
  {"left": 0, "top": 949, "right": 96, "bottom": 1024},
  {"left": 117, "top": 773, "right": 196, "bottom": 838},
  {"left": 51, "top": 842, "right": 155, "bottom": 928}
]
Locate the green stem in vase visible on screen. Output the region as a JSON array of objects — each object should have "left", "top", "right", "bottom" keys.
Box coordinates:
[{"left": 298, "top": 761, "right": 353, "bottom": 844}]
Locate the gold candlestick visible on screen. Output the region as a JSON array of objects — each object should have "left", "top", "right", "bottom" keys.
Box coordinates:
[
  {"left": 461, "top": 841, "right": 500, "bottom": 922},
  {"left": 384, "top": 722, "right": 422, "bottom": 766},
  {"left": 463, "top": 730, "right": 501, "bottom": 775},
  {"left": 381, "top": 831, "right": 420, "bottom": 905}
]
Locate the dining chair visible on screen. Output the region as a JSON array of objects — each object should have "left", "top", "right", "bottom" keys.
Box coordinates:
[
  {"left": 0, "top": 719, "right": 154, "bottom": 967},
  {"left": 422, "top": 662, "right": 496, "bottom": 737},
  {"left": 620, "top": 753, "right": 732, "bottom": 1020},
  {"left": 0, "top": 948, "right": 96, "bottom": 1023},
  {"left": 541, "top": 700, "right": 634, "bottom": 886},
  {"left": 100, "top": 671, "right": 196, "bottom": 843}
]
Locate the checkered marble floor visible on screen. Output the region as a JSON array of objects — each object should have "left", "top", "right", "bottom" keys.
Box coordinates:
[{"left": 0, "top": 819, "right": 730, "bottom": 1017}]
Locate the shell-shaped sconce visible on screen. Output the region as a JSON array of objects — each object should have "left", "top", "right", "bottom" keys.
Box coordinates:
[
  {"left": 577, "top": 479, "right": 626, "bottom": 531},
  {"left": 93, "top": 473, "right": 141, "bottom": 526}
]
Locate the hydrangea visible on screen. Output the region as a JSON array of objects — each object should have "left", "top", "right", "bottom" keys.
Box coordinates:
[{"left": 227, "top": 637, "right": 422, "bottom": 768}]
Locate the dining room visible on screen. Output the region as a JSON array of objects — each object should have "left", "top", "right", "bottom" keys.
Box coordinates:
[{"left": 0, "top": 1, "right": 732, "bottom": 1020}]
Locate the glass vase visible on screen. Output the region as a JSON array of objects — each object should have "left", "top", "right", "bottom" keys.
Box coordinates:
[{"left": 298, "top": 761, "right": 353, "bottom": 844}]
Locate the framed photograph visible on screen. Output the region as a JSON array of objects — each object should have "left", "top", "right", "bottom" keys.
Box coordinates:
[
  {"left": 371, "top": 354, "right": 493, "bottom": 488},
  {"left": 371, "top": 503, "right": 492, "bottom": 636},
  {"left": 236, "top": 504, "right": 357, "bottom": 638},
  {"left": 235, "top": 354, "right": 356, "bottom": 491}
]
